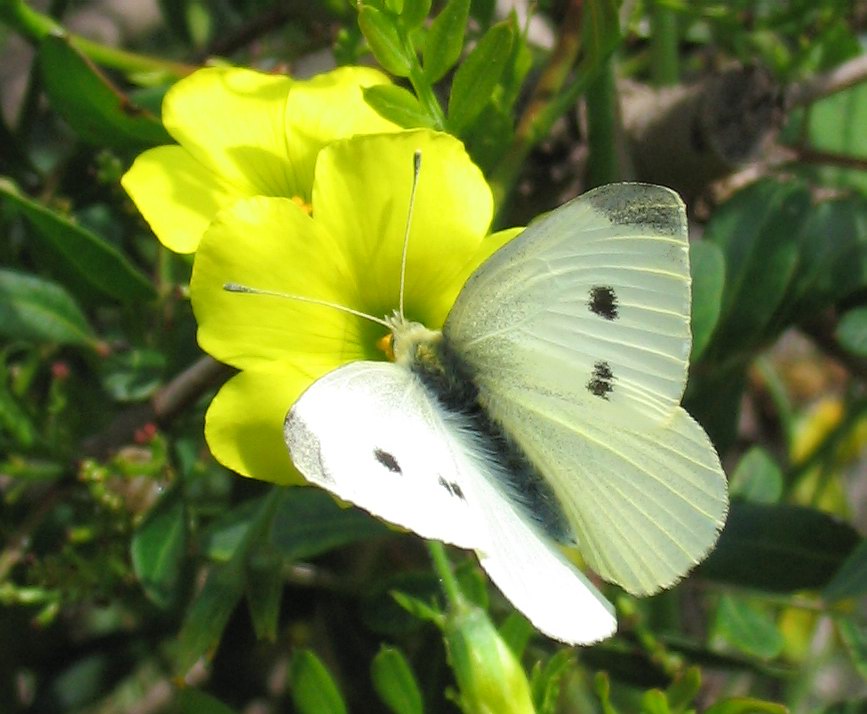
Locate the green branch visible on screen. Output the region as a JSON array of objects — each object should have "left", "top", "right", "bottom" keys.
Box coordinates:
[{"left": 0, "top": 0, "right": 194, "bottom": 80}]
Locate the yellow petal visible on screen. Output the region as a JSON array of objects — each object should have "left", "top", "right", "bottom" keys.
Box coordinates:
[
  {"left": 284, "top": 66, "right": 398, "bottom": 201},
  {"left": 121, "top": 146, "right": 239, "bottom": 253},
  {"left": 205, "top": 369, "right": 304, "bottom": 484},
  {"left": 313, "top": 130, "right": 495, "bottom": 328},
  {"left": 162, "top": 66, "right": 295, "bottom": 197},
  {"left": 191, "top": 196, "right": 381, "bottom": 371}
]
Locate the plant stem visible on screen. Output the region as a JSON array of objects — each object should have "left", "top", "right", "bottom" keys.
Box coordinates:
[
  {"left": 0, "top": 0, "right": 194, "bottom": 79},
  {"left": 427, "top": 540, "right": 464, "bottom": 608},
  {"left": 584, "top": 56, "right": 622, "bottom": 187},
  {"left": 408, "top": 64, "right": 446, "bottom": 130},
  {"left": 649, "top": 1, "right": 679, "bottom": 86}
]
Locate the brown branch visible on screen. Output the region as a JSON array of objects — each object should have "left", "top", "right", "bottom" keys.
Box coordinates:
[
  {"left": 789, "top": 145, "right": 867, "bottom": 172},
  {"left": 81, "top": 356, "right": 231, "bottom": 459},
  {"left": 788, "top": 53, "right": 867, "bottom": 108}
]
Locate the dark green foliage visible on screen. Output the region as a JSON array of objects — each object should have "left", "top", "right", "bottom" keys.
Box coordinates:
[{"left": 1, "top": 1, "right": 867, "bottom": 712}]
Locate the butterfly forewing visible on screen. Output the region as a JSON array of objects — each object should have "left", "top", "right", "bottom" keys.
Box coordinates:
[
  {"left": 445, "top": 183, "right": 692, "bottom": 424},
  {"left": 284, "top": 360, "right": 617, "bottom": 644},
  {"left": 445, "top": 183, "right": 727, "bottom": 595}
]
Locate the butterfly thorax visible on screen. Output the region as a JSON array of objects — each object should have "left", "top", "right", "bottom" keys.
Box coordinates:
[{"left": 386, "top": 314, "right": 574, "bottom": 544}]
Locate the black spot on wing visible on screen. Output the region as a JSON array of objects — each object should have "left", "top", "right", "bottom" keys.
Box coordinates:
[
  {"left": 374, "top": 448, "right": 401, "bottom": 473},
  {"left": 437, "top": 476, "right": 466, "bottom": 500},
  {"left": 588, "top": 285, "right": 619, "bottom": 320},
  {"left": 587, "top": 360, "right": 615, "bottom": 399}
]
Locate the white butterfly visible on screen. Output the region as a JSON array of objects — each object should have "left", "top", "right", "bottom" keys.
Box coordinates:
[{"left": 283, "top": 182, "right": 728, "bottom": 645}]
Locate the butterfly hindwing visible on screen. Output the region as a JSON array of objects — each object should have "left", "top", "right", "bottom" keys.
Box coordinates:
[
  {"left": 482, "top": 384, "right": 727, "bottom": 595},
  {"left": 285, "top": 360, "right": 616, "bottom": 643}
]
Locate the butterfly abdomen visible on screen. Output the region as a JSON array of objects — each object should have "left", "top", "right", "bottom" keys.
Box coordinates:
[{"left": 403, "top": 327, "right": 573, "bottom": 544}]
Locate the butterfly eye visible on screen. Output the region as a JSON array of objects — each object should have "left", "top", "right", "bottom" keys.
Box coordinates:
[{"left": 377, "top": 333, "right": 396, "bottom": 361}]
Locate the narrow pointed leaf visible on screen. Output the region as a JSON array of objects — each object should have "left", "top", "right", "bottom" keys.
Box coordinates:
[
  {"left": 290, "top": 650, "right": 348, "bottom": 714},
  {"left": 358, "top": 5, "right": 413, "bottom": 77},
  {"left": 0, "top": 178, "right": 155, "bottom": 303},
  {"left": 39, "top": 35, "right": 171, "bottom": 149},
  {"left": 0, "top": 269, "right": 96, "bottom": 347},
  {"left": 371, "top": 647, "right": 423, "bottom": 714},
  {"left": 447, "top": 22, "right": 513, "bottom": 133},
  {"left": 423, "top": 0, "right": 470, "bottom": 82},
  {"left": 363, "top": 84, "right": 436, "bottom": 128}
]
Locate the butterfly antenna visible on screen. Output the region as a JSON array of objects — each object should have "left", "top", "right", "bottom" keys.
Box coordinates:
[
  {"left": 223, "top": 283, "right": 391, "bottom": 328},
  {"left": 398, "top": 150, "right": 422, "bottom": 320}
]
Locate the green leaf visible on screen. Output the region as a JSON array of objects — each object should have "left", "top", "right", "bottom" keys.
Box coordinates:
[
  {"left": 837, "top": 620, "right": 867, "bottom": 681},
  {"left": 175, "top": 688, "right": 238, "bottom": 714},
  {"left": 131, "top": 487, "right": 187, "bottom": 609},
  {"left": 363, "top": 84, "right": 436, "bottom": 128},
  {"left": 39, "top": 35, "right": 172, "bottom": 149},
  {"left": 0, "top": 178, "right": 155, "bottom": 303},
  {"left": 245, "top": 547, "right": 283, "bottom": 641},
  {"left": 665, "top": 666, "right": 701, "bottom": 712},
  {"left": 835, "top": 307, "right": 867, "bottom": 357},
  {"left": 781, "top": 196, "right": 867, "bottom": 321},
  {"left": 175, "top": 489, "right": 281, "bottom": 674},
  {"left": 0, "top": 361, "right": 38, "bottom": 448},
  {"left": 640, "top": 689, "right": 671, "bottom": 714},
  {"left": 400, "top": 0, "right": 431, "bottom": 28},
  {"left": 705, "top": 180, "right": 810, "bottom": 358},
  {"left": 729, "top": 447, "right": 783, "bottom": 504},
  {"left": 530, "top": 649, "right": 574, "bottom": 714},
  {"left": 713, "top": 594, "right": 784, "bottom": 659},
  {"left": 498, "top": 612, "right": 533, "bottom": 658},
  {"left": 175, "top": 559, "right": 245, "bottom": 674},
  {"left": 101, "top": 349, "right": 166, "bottom": 402},
  {"left": 423, "top": 0, "right": 469, "bottom": 83},
  {"left": 290, "top": 650, "right": 348, "bottom": 714},
  {"left": 268, "top": 488, "right": 387, "bottom": 562},
  {"left": 0, "top": 269, "right": 96, "bottom": 347},
  {"left": 371, "top": 646, "right": 424, "bottom": 714},
  {"left": 447, "top": 21, "right": 514, "bottom": 133},
  {"left": 698, "top": 502, "right": 860, "bottom": 592},
  {"left": 824, "top": 539, "right": 867, "bottom": 603},
  {"left": 703, "top": 698, "right": 789, "bottom": 714},
  {"left": 792, "top": 81, "right": 867, "bottom": 194},
  {"left": 581, "top": 0, "right": 621, "bottom": 74},
  {"left": 689, "top": 240, "right": 725, "bottom": 361},
  {"left": 358, "top": 5, "right": 413, "bottom": 77}
]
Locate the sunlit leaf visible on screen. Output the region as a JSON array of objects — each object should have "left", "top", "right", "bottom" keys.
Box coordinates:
[
  {"left": 290, "top": 650, "right": 348, "bottom": 714},
  {"left": 371, "top": 646, "right": 423, "bottom": 714},
  {"left": 714, "top": 594, "right": 785, "bottom": 659},
  {"left": 39, "top": 35, "right": 171, "bottom": 149},
  {"left": 447, "top": 21, "right": 513, "bottom": 133},
  {"left": 423, "top": 0, "right": 469, "bottom": 83},
  {"left": 729, "top": 447, "right": 783, "bottom": 504}
]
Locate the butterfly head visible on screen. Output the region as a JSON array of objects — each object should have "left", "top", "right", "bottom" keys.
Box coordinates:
[{"left": 382, "top": 312, "right": 441, "bottom": 368}]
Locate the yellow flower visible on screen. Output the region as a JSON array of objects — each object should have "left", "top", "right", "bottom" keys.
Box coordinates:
[
  {"left": 122, "top": 65, "right": 396, "bottom": 253},
  {"left": 190, "top": 129, "right": 520, "bottom": 484}
]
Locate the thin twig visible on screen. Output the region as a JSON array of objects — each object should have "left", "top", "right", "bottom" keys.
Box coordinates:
[
  {"left": 788, "top": 53, "right": 867, "bottom": 108},
  {"left": 489, "top": 0, "right": 585, "bottom": 211},
  {"left": 82, "top": 356, "right": 230, "bottom": 459},
  {"left": 789, "top": 145, "right": 867, "bottom": 172}
]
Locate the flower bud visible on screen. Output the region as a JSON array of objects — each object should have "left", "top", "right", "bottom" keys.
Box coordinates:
[{"left": 444, "top": 603, "right": 535, "bottom": 714}]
